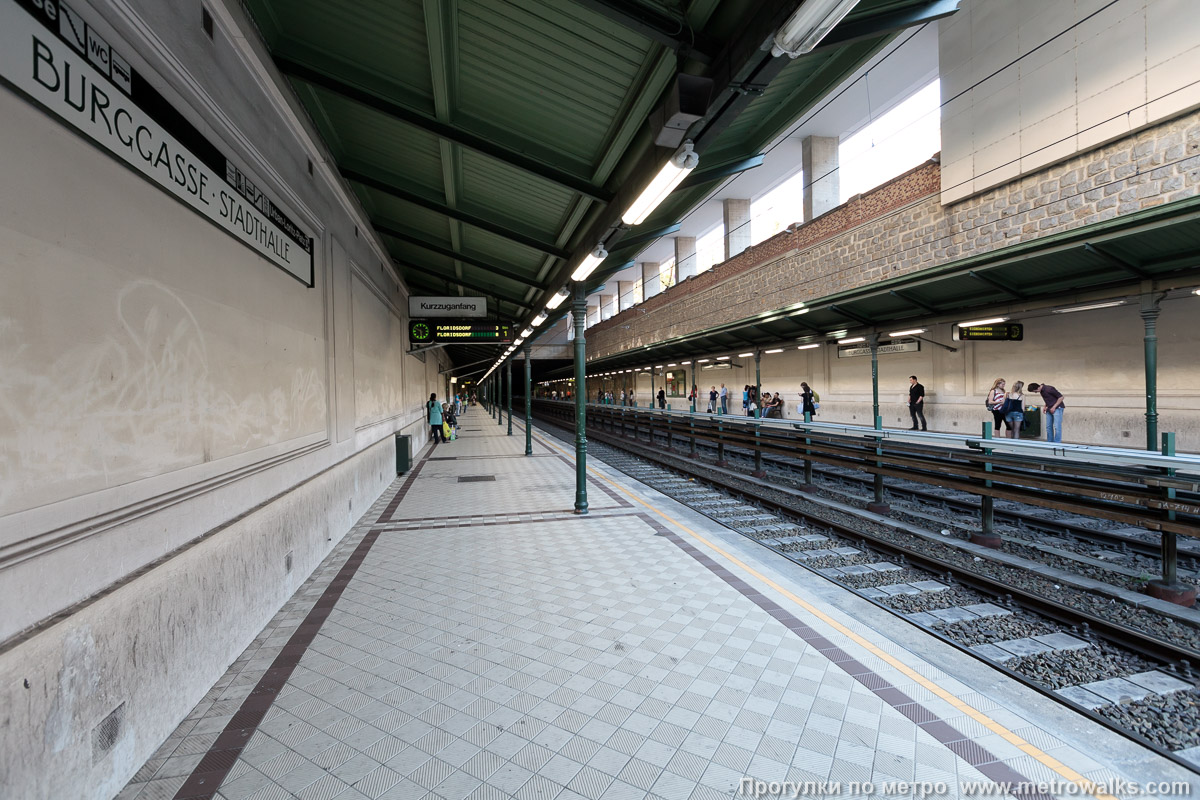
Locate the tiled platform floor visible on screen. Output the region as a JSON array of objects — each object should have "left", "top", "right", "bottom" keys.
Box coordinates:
[{"left": 119, "top": 406, "right": 1193, "bottom": 800}]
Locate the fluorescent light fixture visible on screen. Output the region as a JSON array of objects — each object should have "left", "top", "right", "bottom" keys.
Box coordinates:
[
  {"left": 621, "top": 141, "right": 700, "bottom": 225},
  {"left": 1194, "top": 288, "right": 1200, "bottom": 296},
  {"left": 571, "top": 245, "right": 608, "bottom": 282},
  {"left": 717, "top": 356, "right": 730, "bottom": 361},
  {"left": 839, "top": 337, "right": 865, "bottom": 344},
  {"left": 667, "top": 363, "right": 677, "bottom": 367},
  {"left": 681, "top": 360, "right": 691, "bottom": 364},
  {"left": 738, "top": 352, "right": 753, "bottom": 358},
  {"left": 957, "top": 317, "right": 1008, "bottom": 327},
  {"left": 771, "top": 0, "right": 862, "bottom": 58},
  {"left": 697, "top": 358, "right": 710, "bottom": 363},
  {"left": 545, "top": 287, "right": 571, "bottom": 309},
  {"left": 1052, "top": 300, "right": 1127, "bottom": 314},
  {"left": 887, "top": 328, "right": 926, "bottom": 337},
  {"left": 797, "top": 344, "right": 821, "bottom": 350},
  {"left": 521, "top": 327, "right": 534, "bottom": 338},
  {"left": 826, "top": 329, "right": 848, "bottom": 339},
  {"left": 450, "top": 377, "right": 457, "bottom": 383},
  {"left": 764, "top": 348, "right": 784, "bottom": 354},
  {"left": 533, "top": 311, "right": 549, "bottom": 326}
]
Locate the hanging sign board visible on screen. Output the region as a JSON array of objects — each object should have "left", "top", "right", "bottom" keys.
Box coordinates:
[
  {"left": 408, "top": 296, "right": 487, "bottom": 318},
  {"left": 838, "top": 340, "right": 920, "bottom": 358},
  {"left": 954, "top": 324, "right": 1024, "bottom": 341},
  {"left": 1, "top": 0, "right": 315, "bottom": 285},
  {"left": 409, "top": 320, "right": 512, "bottom": 344}
]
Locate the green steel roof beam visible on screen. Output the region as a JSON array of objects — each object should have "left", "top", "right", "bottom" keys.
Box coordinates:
[
  {"left": 376, "top": 221, "right": 543, "bottom": 289},
  {"left": 275, "top": 55, "right": 614, "bottom": 204},
  {"left": 814, "top": 0, "right": 961, "bottom": 51},
  {"left": 967, "top": 270, "right": 1027, "bottom": 300},
  {"left": 399, "top": 264, "right": 534, "bottom": 311},
  {"left": 889, "top": 289, "right": 941, "bottom": 314},
  {"left": 677, "top": 154, "right": 765, "bottom": 190},
  {"left": 568, "top": 0, "right": 717, "bottom": 63},
  {"left": 342, "top": 168, "right": 570, "bottom": 260},
  {"left": 1084, "top": 243, "right": 1151, "bottom": 279}
]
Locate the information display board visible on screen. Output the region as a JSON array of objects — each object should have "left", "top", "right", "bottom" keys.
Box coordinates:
[
  {"left": 409, "top": 320, "right": 512, "bottom": 344},
  {"left": 955, "top": 323, "right": 1024, "bottom": 341}
]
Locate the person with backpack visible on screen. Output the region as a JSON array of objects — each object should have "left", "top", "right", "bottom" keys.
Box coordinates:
[
  {"left": 985, "top": 378, "right": 1007, "bottom": 433},
  {"left": 427, "top": 393, "right": 445, "bottom": 443}
]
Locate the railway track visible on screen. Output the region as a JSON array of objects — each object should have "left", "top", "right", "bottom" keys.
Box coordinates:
[
  {"left": 533, "top": 412, "right": 1200, "bottom": 769},
  {"left": 659, "top": 434, "right": 1200, "bottom": 592}
]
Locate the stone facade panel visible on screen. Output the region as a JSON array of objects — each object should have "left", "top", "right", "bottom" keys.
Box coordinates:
[{"left": 587, "top": 110, "right": 1200, "bottom": 361}]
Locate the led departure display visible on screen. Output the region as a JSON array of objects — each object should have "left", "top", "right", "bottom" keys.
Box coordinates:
[{"left": 409, "top": 320, "right": 512, "bottom": 344}]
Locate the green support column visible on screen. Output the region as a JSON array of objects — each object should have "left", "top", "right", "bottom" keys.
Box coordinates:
[
  {"left": 867, "top": 334, "right": 889, "bottom": 514},
  {"left": 572, "top": 284, "right": 589, "bottom": 515},
  {"left": 870, "top": 333, "right": 880, "bottom": 423},
  {"left": 754, "top": 351, "right": 761, "bottom": 420},
  {"left": 497, "top": 372, "right": 503, "bottom": 426},
  {"left": 972, "top": 422, "right": 1001, "bottom": 547},
  {"left": 1141, "top": 293, "right": 1161, "bottom": 452},
  {"left": 752, "top": 350, "right": 765, "bottom": 478},
  {"left": 524, "top": 346, "right": 533, "bottom": 455},
  {"left": 506, "top": 359, "right": 513, "bottom": 435}
]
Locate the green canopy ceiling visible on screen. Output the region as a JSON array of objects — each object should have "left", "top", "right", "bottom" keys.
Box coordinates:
[{"left": 244, "top": 0, "right": 959, "bottom": 367}]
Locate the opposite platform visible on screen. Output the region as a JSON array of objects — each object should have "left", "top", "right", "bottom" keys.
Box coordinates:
[{"left": 118, "top": 406, "right": 1194, "bottom": 800}]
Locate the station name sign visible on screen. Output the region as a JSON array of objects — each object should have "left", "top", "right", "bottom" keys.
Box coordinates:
[
  {"left": 409, "top": 320, "right": 512, "bottom": 344},
  {"left": 838, "top": 340, "right": 920, "bottom": 358},
  {"left": 955, "top": 324, "right": 1024, "bottom": 341},
  {"left": 408, "top": 296, "right": 486, "bottom": 318},
  {"left": 2, "top": 0, "right": 315, "bottom": 285}
]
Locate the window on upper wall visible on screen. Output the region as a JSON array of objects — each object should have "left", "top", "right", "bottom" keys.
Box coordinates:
[
  {"left": 696, "top": 225, "right": 725, "bottom": 272},
  {"left": 750, "top": 170, "right": 805, "bottom": 245},
  {"left": 840, "top": 79, "right": 941, "bottom": 203},
  {"left": 659, "top": 257, "right": 676, "bottom": 289}
]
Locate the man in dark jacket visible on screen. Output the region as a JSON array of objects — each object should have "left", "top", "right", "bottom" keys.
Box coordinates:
[{"left": 908, "top": 376, "right": 926, "bottom": 431}]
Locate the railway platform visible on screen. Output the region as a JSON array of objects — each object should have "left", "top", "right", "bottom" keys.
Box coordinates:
[{"left": 119, "top": 406, "right": 1193, "bottom": 800}]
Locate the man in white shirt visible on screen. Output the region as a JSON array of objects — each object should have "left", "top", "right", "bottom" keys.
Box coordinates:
[{"left": 719, "top": 383, "right": 728, "bottom": 414}]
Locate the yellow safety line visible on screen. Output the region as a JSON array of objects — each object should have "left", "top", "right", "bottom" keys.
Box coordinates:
[{"left": 533, "top": 431, "right": 1117, "bottom": 800}]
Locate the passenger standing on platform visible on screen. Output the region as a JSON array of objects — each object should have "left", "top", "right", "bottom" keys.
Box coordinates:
[
  {"left": 800, "top": 382, "right": 817, "bottom": 418},
  {"left": 689, "top": 384, "right": 698, "bottom": 409},
  {"left": 986, "top": 378, "right": 1007, "bottom": 433},
  {"left": 719, "top": 383, "right": 728, "bottom": 414},
  {"left": 427, "top": 393, "right": 445, "bottom": 443},
  {"left": 657, "top": 388, "right": 666, "bottom": 409},
  {"left": 708, "top": 386, "right": 718, "bottom": 413},
  {"left": 747, "top": 385, "right": 758, "bottom": 416},
  {"left": 1027, "top": 382, "right": 1065, "bottom": 442},
  {"left": 908, "top": 376, "right": 927, "bottom": 431},
  {"left": 1004, "top": 381, "right": 1026, "bottom": 439}
]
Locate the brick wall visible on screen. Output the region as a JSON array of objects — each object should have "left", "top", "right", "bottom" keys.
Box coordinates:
[{"left": 587, "top": 109, "right": 1200, "bottom": 360}]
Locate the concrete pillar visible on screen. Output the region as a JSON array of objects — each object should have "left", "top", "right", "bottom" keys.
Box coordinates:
[
  {"left": 641, "top": 262, "right": 662, "bottom": 299},
  {"left": 586, "top": 301, "right": 600, "bottom": 328},
  {"left": 723, "top": 198, "right": 751, "bottom": 260},
  {"left": 618, "top": 281, "right": 635, "bottom": 312},
  {"left": 675, "top": 236, "right": 697, "bottom": 282},
  {"left": 802, "top": 135, "right": 839, "bottom": 221}
]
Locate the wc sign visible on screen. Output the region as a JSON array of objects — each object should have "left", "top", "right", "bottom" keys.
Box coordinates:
[{"left": 2, "top": 0, "right": 316, "bottom": 285}]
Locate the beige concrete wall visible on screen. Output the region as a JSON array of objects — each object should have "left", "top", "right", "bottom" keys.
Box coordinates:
[
  {"left": 940, "top": 0, "right": 1200, "bottom": 202},
  {"left": 0, "top": 1, "right": 450, "bottom": 797},
  {"left": 719, "top": 301, "right": 1200, "bottom": 447}
]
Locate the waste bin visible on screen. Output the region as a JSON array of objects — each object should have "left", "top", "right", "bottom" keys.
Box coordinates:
[
  {"left": 395, "top": 434, "right": 411, "bottom": 474},
  {"left": 1020, "top": 407, "right": 1041, "bottom": 439}
]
